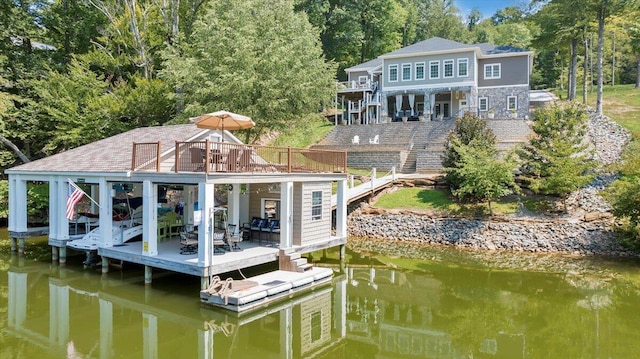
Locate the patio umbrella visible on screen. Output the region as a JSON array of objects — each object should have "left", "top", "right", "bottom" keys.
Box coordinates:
[{"left": 192, "top": 110, "right": 255, "bottom": 142}]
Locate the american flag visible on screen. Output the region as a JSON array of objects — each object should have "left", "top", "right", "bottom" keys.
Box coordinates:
[{"left": 65, "top": 181, "right": 85, "bottom": 220}]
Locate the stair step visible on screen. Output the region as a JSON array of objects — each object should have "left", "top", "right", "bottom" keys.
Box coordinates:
[
  {"left": 287, "top": 252, "right": 301, "bottom": 261},
  {"left": 292, "top": 257, "right": 307, "bottom": 266},
  {"left": 297, "top": 263, "right": 313, "bottom": 272}
]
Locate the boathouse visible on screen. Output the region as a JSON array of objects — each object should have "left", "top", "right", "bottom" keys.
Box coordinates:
[{"left": 5, "top": 124, "right": 349, "bottom": 289}]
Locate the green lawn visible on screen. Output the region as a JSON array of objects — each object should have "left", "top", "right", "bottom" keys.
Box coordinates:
[{"left": 374, "top": 188, "right": 524, "bottom": 216}]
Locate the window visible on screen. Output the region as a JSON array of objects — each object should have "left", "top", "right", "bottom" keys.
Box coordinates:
[
  {"left": 402, "top": 63, "right": 411, "bottom": 81},
  {"left": 311, "top": 190, "right": 322, "bottom": 220},
  {"left": 484, "top": 63, "right": 501, "bottom": 79},
  {"left": 457, "top": 58, "right": 468, "bottom": 77},
  {"left": 389, "top": 65, "right": 398, "bottom": 82},
  {"left": 429, "top": 61, "right": 439, "bottom": 79},
  {"left": 443, "top": 59, "right": 454, "bottom": 78},
  {"left": 479, "top": 97, "right": 489, "bottom": 111},
  {"left": 415, "top": 62, "right": 425, "bottom": 80},
  {"left": 507, "top": 96, "right": 517, "bottom": 110}
]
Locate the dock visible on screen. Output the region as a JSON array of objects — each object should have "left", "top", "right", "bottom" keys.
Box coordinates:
[{"left": 200, "top": 267, "right": 334, "bottom": 313}]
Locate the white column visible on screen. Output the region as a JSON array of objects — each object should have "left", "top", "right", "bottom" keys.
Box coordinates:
[
  {"left": 48, "top": 177, "right": 59, "bottom": 240},
  {"left": 8, "top": 272, "right": 27, "bottom": 328},
  {"left": 142, "top": 180, "right": 158, "bottom": 256},
  {"left": 143, "top": 313, "right": 158, "bottom": 359},
  {"left": 198, "top": 183, "right": 215, "bottom": 266},
  {"left": 99, "top": 298, "right": 113, "bottom": 359},
  {"left": 184, "top": 185, "right": 195, "bottom": 230},
  {"left": 228, "top": 184, "right": 240, "bottom": 230},
  {"left": 99, "top": 179, "right": 113, "bottom": 247},
  {"left": 9, "top": 175, "right": 28, "bottom": 232},
  {"left": 279, "top": 307, "right": 293, "bottom": 359},
  {"left": 279, "top": 181, "right": 293, "bottom": 248},
  {"left": 336, "top": 179, "right": 347, "bottom": 239},
  {"left": 57, "top": 179, "right": 70, "bottom": 240}
]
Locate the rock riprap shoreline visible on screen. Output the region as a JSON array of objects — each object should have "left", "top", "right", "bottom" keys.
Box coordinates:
[
  {"left": 347, "top": 109, "right": 639, "bottom": 257},
  {"left": 348, "top": 214, "right": 637, "bottom": 257}
]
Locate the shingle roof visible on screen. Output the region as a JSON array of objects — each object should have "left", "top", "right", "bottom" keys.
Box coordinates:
[
  {"left": 381, "top": 37, "right": 473, "bottom": 57},
  {"left": 8, "top": 124, "right": 207, "bottom": 174},
  {"left": 345, "top": 58, "right": 383, "bottom": 72}
]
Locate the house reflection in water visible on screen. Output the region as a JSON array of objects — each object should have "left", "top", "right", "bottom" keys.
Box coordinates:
[
  {"left": 4, "top": 262, "right": 347, "bottom": 359},
  {"left": 4, "top": 262, "right": 527, "bottom": 358}
]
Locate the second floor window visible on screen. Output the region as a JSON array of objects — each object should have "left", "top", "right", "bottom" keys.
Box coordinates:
[
  {"left": 458, "top": 58, "right": 468, "bottom": 77},
  {"left": 389, "top": 65, "right": 398, "bottom": 82},
  {"left": 415, "top": 62, "right": 425, "bottom": 80},
  {"left": 429, "top": 61, "right": 439, "bottom": 79},
  {"left": 444, "top": 60, "right": 454, "bottom": 78},
  {"left": 402, "top": 63, "right": 411, "bottom": 81},
  {"left": 484, "top": 63, "right": 501, "bottom": 79}
]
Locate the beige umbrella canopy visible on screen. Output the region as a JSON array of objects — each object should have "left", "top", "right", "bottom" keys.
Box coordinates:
[{"left": 192, "top": 110, "right": 255, "bottom": 141}]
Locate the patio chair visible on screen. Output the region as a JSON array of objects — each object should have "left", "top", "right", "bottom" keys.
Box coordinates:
[
  {"left": 352, "top": 135, "right": 360, "bottom": 144},
  {"left": 265, "top": 219, "right": 280, "bottom": 246},
  {"left": 236, "top": 148, "right": 254, "bottom": 172},
  {"left": 369, "top": 134, "right": 379, "bottom": 144},
  {"left": 189, "top": 147, "right": 205, "bottom": 171},
  {"left": 226, "top": 148, "right": 242, "bottom": 172},
  {"left": 212, "top": 229, "right": 228, "bottom": 254},
  {"left": 179, "top": 231, "right": 198, "bottom": 254},
  {"left": 227, "top": 224, "right": 243, "bottom": 251}
]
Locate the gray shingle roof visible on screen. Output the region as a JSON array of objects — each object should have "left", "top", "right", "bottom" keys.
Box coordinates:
[
  {"left": 345, "top": 58, "right": 383, "bottom": 72},
  {"left": 381, "top": 37, "right": 473, "bottom": 57},
  {"left": 7, "top": 124, "right": 207, "bottom": 174}
]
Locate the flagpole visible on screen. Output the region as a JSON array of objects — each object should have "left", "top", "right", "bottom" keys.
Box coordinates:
[{"left": 68, "top": 178, "right": 102, "bottom": 208}]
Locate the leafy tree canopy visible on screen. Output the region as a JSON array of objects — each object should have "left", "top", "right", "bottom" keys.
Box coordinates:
[{"left": 161, "top": 0, "right": 336, "bottom": 143}]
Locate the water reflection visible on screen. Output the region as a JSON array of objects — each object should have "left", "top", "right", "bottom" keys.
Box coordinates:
[{"left": 3, "top": 253, "right": 640, "bottom": 358}]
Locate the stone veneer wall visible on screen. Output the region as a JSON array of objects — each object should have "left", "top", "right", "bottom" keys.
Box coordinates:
[
  {"left": 478, "top": 86, "right": 529, "bottom": 119},
  {"left": 347, "top": 150, "right": 407, "bottom": 170}
]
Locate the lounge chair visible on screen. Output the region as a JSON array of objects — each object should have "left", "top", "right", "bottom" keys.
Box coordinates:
[
  {"left": 226, "top": 148, "right": 241, "bottom": 172},
  {"left": 352, "top": 135, "right": 360, "bottom": 144},
  {"left": 265, "top": 219, "right": 280, "bottom": 246},
  {"left": 179, "top": 231, "right": 198, "bottom": 254},
  {"left": 369, "top": 135, "right": 379, "bottom": 144},
  {"left": 189, "top": 147, "right": 205, "bottom": 171}
]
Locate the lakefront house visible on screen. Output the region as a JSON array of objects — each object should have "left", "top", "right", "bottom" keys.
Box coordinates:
[{"left": 338, "top": 37, "right": 534, "bottom": 124}]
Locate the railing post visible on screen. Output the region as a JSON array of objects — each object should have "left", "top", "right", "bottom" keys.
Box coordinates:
[
  {"left": 205, "top": 139, "right": 210, "bottom": 174},
  {"left": 156, "top": 142, "right": 161, "bottom": 172},
  {"left": 343, "top": 150, "right": 347, "bottom": 173},
  {"left": 174, "top": 141, "right": 179, "bottom": 173},
  {"left": 350, "top": 175, "right": 354, "bottom": 188},
  {"left": 391, "top": 166, "right": 396, "bottom": 180},
  {"left": 287, "top": 147, "right": 292, "bottom": 173},
  {"left": 131, "top": 142, "right": 137, "bottom": 171}
]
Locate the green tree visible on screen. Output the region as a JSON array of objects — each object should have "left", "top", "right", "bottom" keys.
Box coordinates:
[
  {"left": 162, "top": 0, "right": 336, "bottom": 142},
  {"left": 442, "top": 113, "right": 498, "bottom": 189},
  {"left": 445, "top": 138, "right": 518, "bottom": 215},
  {"left": 518, "top": 102, "right": 595, "bottom": 210}
]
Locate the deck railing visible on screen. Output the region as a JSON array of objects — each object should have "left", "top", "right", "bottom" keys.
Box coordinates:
[
  {"left": 132, "top": 141, "right": 347, "bottom": 174},
  {"left": 131, "top": 142, "right": 161, "bottom": 172}
]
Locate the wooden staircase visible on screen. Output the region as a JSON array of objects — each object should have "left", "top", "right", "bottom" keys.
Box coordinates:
[{"left": 279, "top": 249, "right": 313, "bottom": 272}]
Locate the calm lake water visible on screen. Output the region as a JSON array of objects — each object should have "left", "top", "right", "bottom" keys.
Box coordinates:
[{"left": 2, "top": 233, "right": 640, "bottom": 358}]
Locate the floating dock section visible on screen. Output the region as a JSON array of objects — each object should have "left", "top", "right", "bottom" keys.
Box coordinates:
[{"left": 200, "top": 267, "right": 334, "bottom": 313}]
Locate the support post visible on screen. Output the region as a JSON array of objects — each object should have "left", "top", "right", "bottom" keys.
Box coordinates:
[
  {"left": 102, "top": 257, "right": 109, "bottom": 273},
  {"left": 59, "top": 247, "right": 66, "bottom": 264},
  {"left": 144, "top": 265, "right": 152, "bottom": 285},
  {"left": 52, "top": 247, "right": 59, "bottom": 262},
  {"left": 280, "top": 181, "right": 294, "bottom": 248},
  {"left": 336, "top": 179, "right": 347, "bottom": 240},
  {"left": 142, "top": 180, "right": 158, "bottom": 256},
  {"left": 18, "top": 238, "right": 25, "bottom": 254},
  {"left": 198, "top": 183, "right": 215, "bottom": 267}
]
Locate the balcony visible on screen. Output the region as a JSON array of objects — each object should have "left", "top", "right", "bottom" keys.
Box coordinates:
[{"left": 131, "top": 141, "right": 347, "bottom": 174}]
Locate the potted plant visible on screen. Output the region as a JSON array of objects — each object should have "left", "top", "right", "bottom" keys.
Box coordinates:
[
  {"left": 510, "top": 109, "right": 517, "bottom": 118},
  {"left": 487, "top": 109, "right": 495, "bottom": 119}
]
